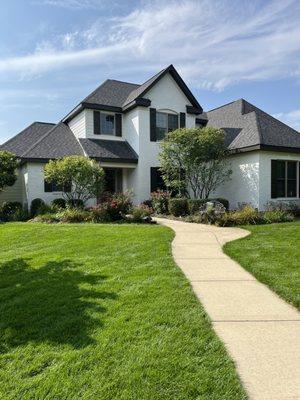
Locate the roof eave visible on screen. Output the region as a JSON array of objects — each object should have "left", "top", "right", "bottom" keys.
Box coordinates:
[{"left": 229, "top": 144, "right": 300, "bottom": 154}]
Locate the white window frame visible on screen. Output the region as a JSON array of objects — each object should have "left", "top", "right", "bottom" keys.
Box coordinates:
[
  {"left": 100, "top": 111, "right": 116, "bottom": 136},
  {"left": 156, "top": 111, "right": 179, "bottom": 141}
]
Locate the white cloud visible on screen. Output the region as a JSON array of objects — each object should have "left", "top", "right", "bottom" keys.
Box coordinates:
[
  {"left": 33, "top": 0, "right": 115, "bottom": 10},
  {"left": 2, "top": 0, "right": 300, "bottom": 90},
  {"left": 274, "top": 110, "right": 300, "bottom": 131}
]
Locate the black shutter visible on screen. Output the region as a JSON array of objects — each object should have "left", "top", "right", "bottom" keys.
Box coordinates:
[
  {"left": 271, "top": 160, "right": 277, "bottom": 198},
  {"left": 44, "top": 180, "right": 52, "bottom": 193},
  {"left": 150, "top": 108, "right": 157, "bottom": 142},
  {"left": 180, "top": 112, "right": 186, "bottom": 128},
  {"left": 150, "top": 167, "right": 157, "bottom": 192},
  {"left": 94, "top": 111, "right": 101, "bottom": 135},
  {"left": 115, "top": 113, "right": 122, "bottom": 137}
]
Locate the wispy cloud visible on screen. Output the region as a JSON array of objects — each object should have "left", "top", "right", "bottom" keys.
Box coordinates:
[
  {"left": 274, "top": 110, "right": 300, "bottom": 131},
  {"left": 33, "top": 0, "right": 116, "bottom": 10},
  {"left": 2, "top": 0, "right": 300, "bottom": 90}
]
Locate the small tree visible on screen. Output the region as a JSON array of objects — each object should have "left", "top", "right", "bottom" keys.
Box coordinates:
[
  {"left": 44, "top": 156, "right": 105, "bottom": 204},
  {"left": 0, "top": 151, "right": 18, "bottom": 192},
  {"left": 159, "top": 127, "right": 232, "bottom": 199}
]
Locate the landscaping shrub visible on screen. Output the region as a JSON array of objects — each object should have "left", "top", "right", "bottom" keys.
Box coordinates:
[
  {"left": 56, "top": 208, "right": 91, "bottom": 223},
  {"left": 89, "top": 192, "right": 132, "bottom": 223},
  {"left": 187, "top": 199, "right": 206, "bottom": 214},
  {"left": 89, "top": 204, "right": 113, "bottom": 223},
  {"left": 262, "top": 210, "right": 294, "bottom": 224},
  {"left": 142, "top": 199, "right": 153, "bottom": 208},
  {"left": 217, "top": 205, "right": 262, "bottom": 227},
  {"left": 11, "top": 208, "right": 29, "bottom": 222},
  {"left": 0, "top": 201, "right": 23, "bottom": 221},
  {"left": 33, "top": 213, "right": 60, "bottom": 224},
  {"left": 214, "top": 198, "right": 229, "bottom": 210},
  {"left": 168, "top": 198, "right": 188, "bottom": 217},
  {"left": 30, "top": 198, "right": 45, "bottom": 217},
  {"left": 51, "top": 198, "right": 66, "bottom": 209},
  {"left": 151, "top": 190, "right": 170, "bottom": 214},
  {"left": 130, "top": 204, "right": 153, "bottom": 222},
  {"left": 66, "top": 199, "right": 84, "bottom": 209}
]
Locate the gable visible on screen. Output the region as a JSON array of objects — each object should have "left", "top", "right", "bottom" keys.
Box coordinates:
[{"left": 143, "top": 72, "right": 193, "bottom": 111}]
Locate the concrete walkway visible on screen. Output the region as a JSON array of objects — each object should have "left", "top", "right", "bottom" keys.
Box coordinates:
[{"left": 156, "top": 218, "right": 300, "bottom": 400}]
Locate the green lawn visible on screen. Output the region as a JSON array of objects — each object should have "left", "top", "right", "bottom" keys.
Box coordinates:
[
  {"left": 0, "top": 223, "right": 246, "bottom": 400},
  {"left": 224, "top": 221, "right": 300, "bottom": 310}
]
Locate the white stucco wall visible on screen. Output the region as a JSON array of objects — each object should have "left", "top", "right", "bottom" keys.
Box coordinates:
[
  {"left": 258, "top": 151, "right": 300, "bottom": 210},
  {"left": 211, "top": 152, "right": 260, "bottom": 210},
  {"left": 131, "top": 73, "right": 197, "bottom": 203},
  {"left": 24, "top": 163, "right": 65, "bottom": 207}
]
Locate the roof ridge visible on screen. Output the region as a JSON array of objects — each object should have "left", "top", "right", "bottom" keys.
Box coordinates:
[
  {"left": 207, "top": 99, "right": 244, "bottom": 113},
  {"left": 107, "top": 79, "right": 140, "bottom": 86},
  {"left": 253, "top": 110, "right": 264, "bottom": 144},
  {"left": 21, "top": 121, "right": 64, "bottom": 157},
  {"left": 34, "top": 121, "right": 55, "bottom": 125}
]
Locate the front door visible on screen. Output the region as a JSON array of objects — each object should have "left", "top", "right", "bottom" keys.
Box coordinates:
[{"left": 104, "top": 168, "right": 123, "bottom": 194}]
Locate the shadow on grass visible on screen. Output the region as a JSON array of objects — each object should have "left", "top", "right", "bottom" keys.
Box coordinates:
[{"left": 0, "top": 258, "right": 117, "bottom": 352}]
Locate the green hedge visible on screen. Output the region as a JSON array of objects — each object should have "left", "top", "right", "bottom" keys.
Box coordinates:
[{"left": 168, "top": 198, "right": 189, "bottom": 217}]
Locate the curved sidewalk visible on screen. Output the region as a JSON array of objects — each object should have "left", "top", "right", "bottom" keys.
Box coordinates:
[{"left": 156, "top": 218, "right": 300, "bottom": 400}]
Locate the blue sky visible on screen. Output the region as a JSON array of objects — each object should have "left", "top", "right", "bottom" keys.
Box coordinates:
[{"left": 0, "top": 0, "right": 300, "bottom": 144}]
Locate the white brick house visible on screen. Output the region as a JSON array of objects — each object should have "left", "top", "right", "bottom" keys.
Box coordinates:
[{"left": 1, "top": 65, "right": 300, "bottom": 210}]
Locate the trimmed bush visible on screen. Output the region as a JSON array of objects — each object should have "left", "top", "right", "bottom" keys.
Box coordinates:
[
  {"left": 188, "top": 199, "right": 206, "bottom": 215},
  {"left": 51, "top": 198, "right": 66, "bottom": 209},
  {"left": 168, "top": 198, "right": 188, "bottom": 217},
  {"left": 0, "top": 201, "right": 23, "bottom": 221},
  {"left": 30, "top": 198, "right": 45, "bottom": 217}
]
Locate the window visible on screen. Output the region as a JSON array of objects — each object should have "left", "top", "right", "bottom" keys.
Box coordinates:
[
  {"left": 100, "top": 113, "right": 115, "bottom": 135},
  {"left": 44, "top": 180, "right": 71, "bottom": 193},
  {"left": 271, "top": 160, "right": 298, "bottom": 198},
  {"left": 195, "top": 117, "right": 207, "bottom": 128},
  {"left": 150, "top": 167, "right": 167, "bottom": 192},
  {"left": 156, "top": 112, "right": 178, "bottom": 141}
]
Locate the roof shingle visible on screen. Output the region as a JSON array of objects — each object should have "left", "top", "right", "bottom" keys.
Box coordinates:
[
  {"left": 207, "top": 99, "right": 300, "bottom": 151},
  {"left": 0, "top": 122, "right": 55, "bottom": 157},
  {"left": 79, "top": 138, "right": 138, "bottom": 162}
]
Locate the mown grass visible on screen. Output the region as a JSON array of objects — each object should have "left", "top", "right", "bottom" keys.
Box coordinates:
[
  {"left": 0, "top": 223, "right": 246, "bottom": 400},
  {"left": 224, "top": 221, "right": 300, "bottom": 310}
]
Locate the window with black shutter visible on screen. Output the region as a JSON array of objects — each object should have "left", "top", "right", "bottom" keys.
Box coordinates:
[{"left": 155, "top": 112, "right": 179, "bottom": 141}]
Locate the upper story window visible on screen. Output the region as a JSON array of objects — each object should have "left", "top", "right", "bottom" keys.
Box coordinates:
[
  {"left": 93, "top": 111, "right": 122, "bottom": 136},
  {"left": 156, "top": 112, "right": 179, "bottom": 141},
  {"left": 101, "top": 113, "right": 115, "bottom": 135},
  {"left": 271, "top": 160, "right": 298, "bottom": 198}
]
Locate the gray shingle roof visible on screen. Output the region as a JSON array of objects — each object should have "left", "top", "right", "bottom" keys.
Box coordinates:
[
  {"left": 21, "top": 122, "right": 84, "bottom": 160},
  {"left": 207, "top": 99, "right": 300, "bottom": 151},
  {"left": 0, "top": 122, "right": 55, "bottom": 156},
  {"left": 83, "top": 79, "right": 140, "bottom": 108},
  {"left": 79, "top": 138, "right": 138, "bottom": 162}
]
